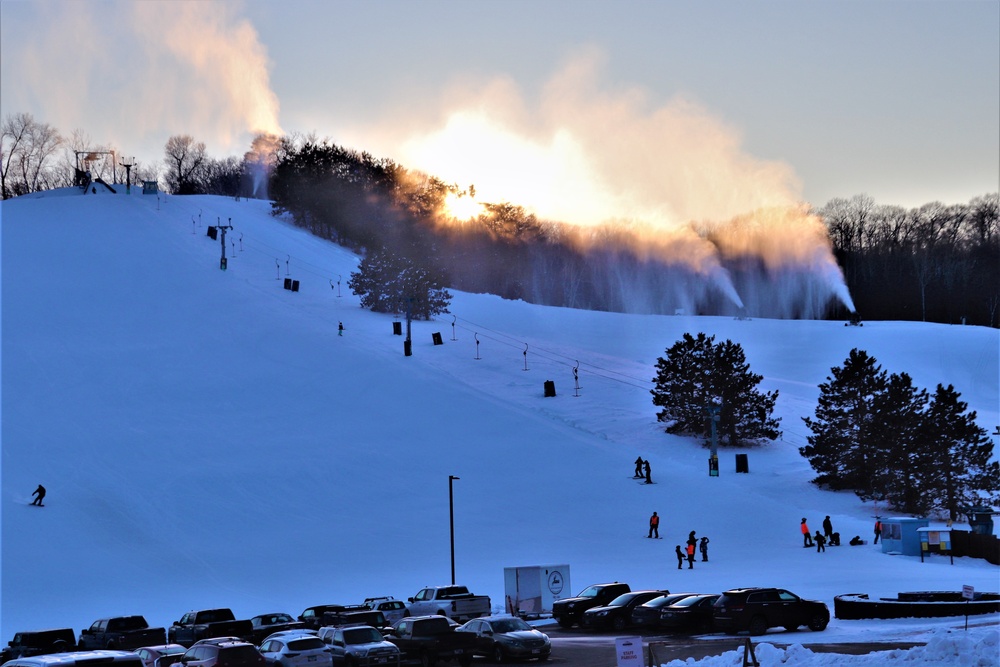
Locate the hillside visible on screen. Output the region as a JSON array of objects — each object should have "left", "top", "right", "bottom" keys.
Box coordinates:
[{"left": 1, "top": 188, "right": 997, "bottom": 644}]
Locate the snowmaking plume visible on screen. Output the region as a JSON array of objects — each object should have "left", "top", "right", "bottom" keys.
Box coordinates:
[
  {"left": 367, "top": 48, "right": 853, "bottom": 318},
  {"left": 5, "top": 0, "right": 282, "bottom": 164}
]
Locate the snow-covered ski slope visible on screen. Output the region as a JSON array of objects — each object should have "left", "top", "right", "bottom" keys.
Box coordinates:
[{"left": 2, "top": 189, "right": 997, "bottom": 654}]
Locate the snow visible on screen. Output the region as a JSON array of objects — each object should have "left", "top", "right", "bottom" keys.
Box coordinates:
[{"left": 1, "top": 189, "right": 998, "bottom": 666}]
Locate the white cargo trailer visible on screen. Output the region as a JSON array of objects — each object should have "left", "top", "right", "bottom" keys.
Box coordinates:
[{"left": 503, "top": 564, "right": 570, "bottom": 618}]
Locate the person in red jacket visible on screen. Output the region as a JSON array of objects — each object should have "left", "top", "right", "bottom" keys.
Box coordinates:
[
  {"left": 800, "top": 518, "right": 814, "bottom": 547},
  {"left": 648, "top": 511, "right": 660, "bottom": 538},
  {"left": 874, "top": 518, "right": 882, "bottom": 544}
]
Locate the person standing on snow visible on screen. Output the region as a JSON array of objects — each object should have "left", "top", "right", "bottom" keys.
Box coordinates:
[
  {"left": 815, "top": 531, "right": 826, "bottom": 553},
  {"left": 644, "top": 460, "right": 652, "bottom": 484},
  {"left": 874, "top": 518, "right": 882, "bottom": 544},
  {"left": 686, "top": 531, "right": 697, "bottom": 568},
  {"left": 675, "top": 545, "right": 685, "bottom": 570},
  {"left": 801, "top": 518, "right": 814, "bottom": 547},
  {"left": 699, "top": 536, "right": 709, "bottom": 561},
  {"left": 31, "top": 484, "right": 46, "bottom": 506},
  {"left": 648, "top": 512, "right": 660, "bottom": 539},
  {"left": 823, "top": 515, "right": 833, "bottom": 540},
  {"left": 634, "top": 456, "right": 644, "bottom": 478}
]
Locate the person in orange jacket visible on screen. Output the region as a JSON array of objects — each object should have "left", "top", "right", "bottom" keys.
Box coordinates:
[
  {"left": 648, "top": 511, "right": 660, "bottom": 538},
  {"left": 801, "top": 518, "right": 814, "bottom": 547}
]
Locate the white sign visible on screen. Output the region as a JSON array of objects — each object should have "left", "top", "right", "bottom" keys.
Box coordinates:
[
  {"left": 615, "top": 636, "right": 642, "bottom": 666},
  {"left": 963, "top": 585, "right": 975, "bottom": 600}
]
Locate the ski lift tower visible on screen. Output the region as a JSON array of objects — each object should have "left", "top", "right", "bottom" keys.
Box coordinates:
[{"left": 119, "top": 156, "right": 135, "bottom": 194}]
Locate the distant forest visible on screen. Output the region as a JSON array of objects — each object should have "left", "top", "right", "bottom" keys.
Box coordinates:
[{"left": 2, "top": 111, "right": 997, "bottom": 327}]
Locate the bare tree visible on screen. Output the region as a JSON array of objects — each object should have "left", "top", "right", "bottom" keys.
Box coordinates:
[
  {"left": 164, "top": 135, "right": 207, "bottom": 194},
  {"left": 1, "top": 112, "right": 35, "bottom": 198}
]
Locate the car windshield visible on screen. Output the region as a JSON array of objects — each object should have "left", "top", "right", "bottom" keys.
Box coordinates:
[
  {"left": 490, "top": 618, "right": 531, "bottom": 633},
  {"left": 161, "top": 647, "right": 186, "bottom": 656},
  {"left": 608, "top": 592, "right": 641, "bottom": 606},
  {"left": 287, "top": 638, "right": 324, "bottom": 651},
  {"left": 672, "top": 596, "right": 702, "bottom": 608},
  {"left": 577, "top": 586, "right": 603, "bottom": 598},
  {"left": 344, "top": 628, "right": 383, "bottom": 644},
  {"left": 645, "top": 595, "right": 686, "bottom": 608}
]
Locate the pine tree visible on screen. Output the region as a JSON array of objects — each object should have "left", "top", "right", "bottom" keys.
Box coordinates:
[
  {"left": 921, "top": 384, "right": 1000, "bottom": 520},
  {"left": 870, "top": 372, "right": 931, "bottom": 512},
  {"left": 348, "top": 249, "right": 451, "bottom": 319},
  {"left": 801, "top": 349, "right": 887, "bottom": 491},
  {"left": 651, "top": 333, "right": 780, "bottom": 446}
]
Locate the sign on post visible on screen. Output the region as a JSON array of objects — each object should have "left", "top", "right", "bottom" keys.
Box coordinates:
[
  {"left": 615, "top": 637, "right": 642, "bottom": 667},
  {"left": 962, "top": 584, "right": 975, "bottom": 600}
]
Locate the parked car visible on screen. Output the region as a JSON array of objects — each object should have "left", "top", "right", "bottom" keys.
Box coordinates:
[
  {"left": 258, "top": 633, "right": 331, "bottom": 667},
  {"left": 318, "top": 625, "right": 401, "bottom": 666},
  {"left": 135, "top": 644, "right": 187, "bottom": 667},
  {"left": 169, "top": 610, "right": 253, "bottom": 648},
  {"left": 362, "top": 599, "right": 408, "bottom": 625},
  {"left": 249, "top": 616, "right": 306, "bottom": 646},
  {"left": 319, "top": 612, "right": 386, "bottom": 633},
  {"left": 651, "top": 594, "right": 720, "bottom": 633},
  {"left": 630, "top": 593, "right": 699, "bottom": 629},
  {"left": 712, "top": 588, "right": 830, "bottom": 636},
  {"left": 405, "top": 586, "right": 490, "bottom": 623},
  {"left": 4, "top": 629, "right": 77, "bottom": 660},
  {"left": 551, "top": 583, "right": 631, "bottom": 629},
  {"left": 176, "top": 640, "right": 266, "bottom": 667},
  {"left": 456, "top": 615, "right": 551, "bottom": 662},
  {"left": 384, "top": 616, "right": 476, "bottom": 667},
  {"left": 298, "top": 608, "right": 364, "bottom": 632},
  {"left": 581, "top": 590, "right": 668, "bottom": 631},
  {"left": 2, "top": 651, "right": 142, "bottom": 667},
  {"left": 78, "top": 617, "right": 166, "bottom": 651}
]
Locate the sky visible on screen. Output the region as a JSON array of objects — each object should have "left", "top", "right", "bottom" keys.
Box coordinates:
[
  {"left": 1, "top": 0, "right": 998, "bottom": 221},
  {"left": 2, "top": 188, "right": 998, "bottom": 665}
]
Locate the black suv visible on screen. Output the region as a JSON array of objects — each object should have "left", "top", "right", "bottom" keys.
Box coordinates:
[
  {"left": 552, "top": 583, "right": 630, "bottom": 629},
  {"left": 712, "top": 588, "right": 829, "bottom": 636},
  {"left": 4, "top": 629, "right": 77, "bottom": 659},
  {"left": 580, "top": 590, "right": 668, "bottom": 631}
]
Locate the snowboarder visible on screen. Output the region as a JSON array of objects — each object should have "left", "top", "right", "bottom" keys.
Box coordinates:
[
  {"left": 815, "top": 530, "right": 826, "bottom": 553},
  {"left": 699, "top": 536, "right": 709, "bottom": 561},
  {"left": 675, "top": 545, "right": 685, "bottom": 570},
  {"left": 338, "top": 322, "right": 344, "bottom": 336},
  {"left": 31, "top": 484, "right": 45, "bottom": 506},
  {"left": 644, "top": 460, "right": 652, "bottom": 484},
  {"left": 873, "top": 518, "right": 882, "bottom": 544},
  {"left": 830, "top": 532, "right": 841, "bottom": 546},
  {"left": 849, "top": 535, "right": 863, "bottom": 546},
  {"left": 686, "top": 531, "right": 697, "bottom": 568},
  {"left": 823, "top": 515, "right": 833, "bottom": 540},
  {"left": 634, "top": 456, "right": 644, "bottom": 478},
  {"left": 801, "top": 518, "right": 814, "bottom": 547},
  {"left": 648, "top": 511, "right": 660, "bottom": 539}
]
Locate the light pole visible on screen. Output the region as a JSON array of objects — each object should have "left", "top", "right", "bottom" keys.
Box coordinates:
[{"left": 449, "top": 475, "right": 460, "bottom": 584}]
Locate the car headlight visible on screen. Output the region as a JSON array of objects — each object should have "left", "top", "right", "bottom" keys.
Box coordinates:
[
  {"left": 596, "top": 611, "right": 609, "bottom": 617},
  {"left": 353, "top": 648, "right": 368, "bottom": 657},
  {"left": 498, "top": 638, "right": 524, "bottom": 648}
]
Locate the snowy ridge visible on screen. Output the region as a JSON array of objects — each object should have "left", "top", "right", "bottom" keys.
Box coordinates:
[{"left": 1, "top": 190, "right": 998, "bottom": 666}]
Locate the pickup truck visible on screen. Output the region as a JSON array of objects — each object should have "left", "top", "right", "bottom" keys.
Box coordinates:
[
  {"left": 406, "top": 586, "right": 490, "bottom": 622},
  {"left": 78, "top": 616, "right": 166, "bottom": 651},
  {"left": 385, "top": 616, "right": 475, "bottom": 667},
  {"left": 552, "top": 582, "right": 631, "bottom": 628},
  {"left": 167, "top": 609, "right": 252, "bottom": 647}
]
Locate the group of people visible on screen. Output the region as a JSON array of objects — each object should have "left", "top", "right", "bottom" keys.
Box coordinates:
[
  {"left": 801, "top": 516, "right": 840, "bottom": 551},
  {"left": 646, "top": 513, "right": 709, "bottom": 569},
  {"left": 634, "top": 456, "right": 653, "bottom": 484},
  {"left": 675, "top": 531, "right": 709, "bottom": 569},
  {"left": 801, "top": 515, "right": 884, "bottom": 551}
]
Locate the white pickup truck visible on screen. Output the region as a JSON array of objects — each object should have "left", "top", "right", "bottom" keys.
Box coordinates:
[{"left": 406, "top": 585, "right": 491, "bottom": 622}]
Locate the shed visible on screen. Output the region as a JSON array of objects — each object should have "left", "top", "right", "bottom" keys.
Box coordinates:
[
  {"left": 880, "top": 517, "right": 929, "bottom": 556},
  {"left": 503, "top": 564, "right": 569, "bottom": 618}
]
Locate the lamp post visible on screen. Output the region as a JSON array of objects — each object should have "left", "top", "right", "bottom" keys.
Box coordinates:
[
  {"left": 449, "top": 475, "right": 460, "bottom": 584},
  {"left": 706, "top": 399, "right": 721, "bottom": 477}
]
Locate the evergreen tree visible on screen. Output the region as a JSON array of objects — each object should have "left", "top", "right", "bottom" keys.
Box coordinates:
[
  {"left": 870, "top": 372, "right": 931, "bottom": 512},
  {"left": 348, "top": 248, "right": 451, "bottom": 320},
  {"left": 800, "top": 349, "right": 887, "bottom": 491},
  {"left": 651, "top": 333, "right": 780, "bottom": 446},
  {"left": 921, "top": 384, "right": 1000, "bottom": 520}
]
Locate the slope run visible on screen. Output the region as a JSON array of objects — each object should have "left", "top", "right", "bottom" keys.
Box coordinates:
[{"left": 2, "top": 192, "right": 997, "bottom": 640}]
